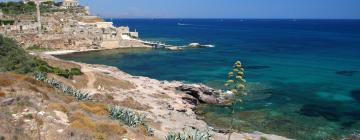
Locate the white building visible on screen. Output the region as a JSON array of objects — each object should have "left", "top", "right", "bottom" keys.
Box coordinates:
[{"left": 62, "top": 0, "right": 79, "bottom": 8}]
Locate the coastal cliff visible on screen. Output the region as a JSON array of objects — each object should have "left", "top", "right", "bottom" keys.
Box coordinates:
[
  {"left": 33, "top": 53, "right": 291, "bottom": 140},
  {"left": 0, "top": 1, "right": 291, "bottom": 140}
]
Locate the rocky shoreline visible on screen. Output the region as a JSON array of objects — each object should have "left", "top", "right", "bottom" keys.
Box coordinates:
[{"left": 36, "top": 53, "right": 290, "bottom": 140}]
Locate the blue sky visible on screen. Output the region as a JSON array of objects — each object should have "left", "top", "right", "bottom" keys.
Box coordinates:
[{"left": 2, "top": 0, "right": 360, "bottom": 19}]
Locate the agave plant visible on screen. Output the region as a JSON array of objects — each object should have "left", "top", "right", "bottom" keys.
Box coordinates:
[
  {"left": 34, "top": 72, "right": 91, "bottom": 101},
  {"left": 166, "top": 132, "right": 187, "bottom": 140},
  {"left": 165, "top": 128, "right": 212, "bottom": 140},
  {"left": 108, "top": 106, "right": 145, "bottom": 127},
  {"left": 144, "top": 124, "right": 155, "bottom": 136},
  {"left": 34, "top": 71, "right": 47, "bottom": 81},
  {"left": 187, "top": 128, "right": 212, "bottom": 140}
]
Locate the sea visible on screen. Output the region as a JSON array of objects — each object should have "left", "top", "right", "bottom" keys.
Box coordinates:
[{"left": 59, "top": 19, "right": 360, "bottom": 139}]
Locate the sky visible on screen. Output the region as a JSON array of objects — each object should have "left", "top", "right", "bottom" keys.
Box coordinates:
[{"left": 2, "top": 0, "right": 360, "bottom": 19}]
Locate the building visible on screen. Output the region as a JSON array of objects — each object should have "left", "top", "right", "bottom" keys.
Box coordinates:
[{"left": 62, "top": 0, "right": 79, "bottom": 8}]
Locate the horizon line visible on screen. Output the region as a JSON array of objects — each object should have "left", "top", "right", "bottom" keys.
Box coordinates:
[{"left": 102, "top": 17, "right": 360, "bottom": 20}]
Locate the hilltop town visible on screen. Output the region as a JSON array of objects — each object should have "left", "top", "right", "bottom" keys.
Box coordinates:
[{"left": 0, "top": 0, "right": 149, "bottom": 52}]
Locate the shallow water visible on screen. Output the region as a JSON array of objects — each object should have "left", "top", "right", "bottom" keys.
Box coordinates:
[{"left": 59, "top": 19, "right": 360, "bottom": 139}]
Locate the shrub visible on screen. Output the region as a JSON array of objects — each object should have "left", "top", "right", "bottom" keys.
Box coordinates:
[
  {"left": 0, "top": 35, "right": 45, "bottom": 74},
  {"left": 27, "top": 45, "right": 55, "bottom": 52},
  {"left": 37, "top": 65, "right": 83, "bottom": 79},
  {"left": 0, "top": 1, "right": 35, "bottom": 15},
  {"left": 70, "top": 68, "right": 83, "bottom": 75},
  {"left": 0, "top": 35, "right": 82, "bottom": 78}
]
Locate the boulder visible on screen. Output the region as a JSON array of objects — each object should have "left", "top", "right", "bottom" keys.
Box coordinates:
[{"left": 176, "top": 84, "right": 230, "bottom": 105}]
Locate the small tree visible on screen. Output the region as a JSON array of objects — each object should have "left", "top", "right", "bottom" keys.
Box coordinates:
[{"left": 224, "top": 60, "right": 247, "bottom": 140}]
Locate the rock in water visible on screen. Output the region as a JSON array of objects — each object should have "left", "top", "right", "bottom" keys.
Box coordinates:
[
  {"left": 336, "top": 70, "right": 358, "bottom": 76},
  {"left": 350, "top": 89, "right": 360, "bottom": 102},
  {"left": 299, "top": 104, "right": 341, "bottom": 122},
  {"left": 176, "top": 84, "right": 229, "bottom": 105}
]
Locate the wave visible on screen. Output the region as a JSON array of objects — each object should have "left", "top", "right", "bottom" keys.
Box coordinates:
[
  {"left": 177, "top": 23, "right": 191, "bottom": 26},
  {"left": 202, "top": 44, "right": 215, "bottom": 48}
]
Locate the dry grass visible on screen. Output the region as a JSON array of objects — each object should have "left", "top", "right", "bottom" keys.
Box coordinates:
[
  {"left": 56, "top": 94, "right": 75, "bottom": 104},
  {"left": 70, "top": 112, "right": 127, "bottom": 139},
  {"left": 70, "top": 112, "right": 97, "bottom": 135},
  {"left": 118, "top": 97, "right": 152, "bottom": 111},
  {"left": 0, "top": 73, "right": 19, "bottom": 87},
  {"left": 28, "top": 85, "right": 50, "bottom": 100},
  {"left": 0, "top": 91, "right": 6, "bottom": 97},
  {"left": 96, "top": 122, "right": 127, "bottom": 137},
  {"left": 47, "top": 73, "right": 88, "bottom": 89},
  {"left": 94, "top": 73, "right": 135, "bottom": 90},
  {"left": 0, "top": 73, "right": 54, "bottom": 101},
  {"left": 43, "top": 58, "right": 81, "bottom": 70},
  {"left": 78, "top": 102, "right": 108, "bottom": 116},
  {"left": 48, "top": 103, "right": 68, "bottom": 113},
  {"left": 23, "top": 76, "right": 46, "bottom": 87}
]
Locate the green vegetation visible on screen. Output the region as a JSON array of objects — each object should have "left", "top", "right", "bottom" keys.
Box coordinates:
[
  {"left": 108, "top": 106, "right": 145, "bottom": 127},
  {"left": 0, "top": 35, "right": 82, "bottom": 79},
  {"left": 0, "top": 19, "right": 15, "bottom": 25},
  {"left": 144, "top": 124, "right": 155, "bottom": 136},
  {"left": 37, "top": 64, "right": 82, "bottom": 79},
  {"left": 27, "top": 45, "right": 55, "bottom": 52},
  {"left": 34, "top": 72, "right": 91, "bottom": 101},
  {"left": 108, "top": 106, "right": 155, "bottom": 136},
  {"left": 0, "top": 35, "right": 46, "bottom": 74},
  {"left": 0, "top": 1, "right": 36, "bottom": 15},
  {"left": 166, "top": 128, "right": 212, "bottom": 140},
  {"left": 0, "top": 1, "right": 65, "bottom": 15}
]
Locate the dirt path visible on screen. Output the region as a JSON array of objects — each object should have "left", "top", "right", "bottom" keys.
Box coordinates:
[{"left": 80, "top": 66, "right": 97, "bottom": 93}]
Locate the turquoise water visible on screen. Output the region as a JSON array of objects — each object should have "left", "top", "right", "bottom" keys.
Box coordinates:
[{"left": 59, "top": 19, "right": 360, "bottom": 139}]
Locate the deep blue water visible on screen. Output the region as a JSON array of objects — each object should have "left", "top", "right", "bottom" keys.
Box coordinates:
[{"left": 59, "top": 19, "right": 360, "bottom": 139}]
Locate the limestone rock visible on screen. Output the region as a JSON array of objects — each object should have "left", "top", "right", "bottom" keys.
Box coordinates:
[
  {"left": 1, "top": 98, "right": 15, "bottom": 105},
  {"left": 176, "top": 84, "right": 228, "bottom": 105}
]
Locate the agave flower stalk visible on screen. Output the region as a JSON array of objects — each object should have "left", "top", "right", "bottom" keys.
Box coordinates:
[{"left": 224, "top": 60, "right": 247, "bottom": 140}]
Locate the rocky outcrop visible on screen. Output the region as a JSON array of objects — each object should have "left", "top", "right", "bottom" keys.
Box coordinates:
[{"left": 176, "top": 84, "right": 229, "bottom": 105}]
